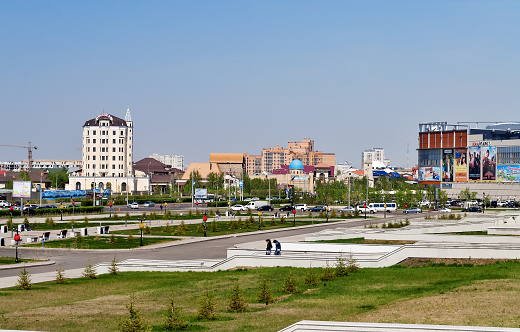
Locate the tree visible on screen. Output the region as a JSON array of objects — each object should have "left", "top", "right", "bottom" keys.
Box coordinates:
[
  {"left": 227, "top": 281, "right": 248, "bottom": 312},
  {"left": 17, "top": 268, "right": 32, "bottom": 290},
  {"left": 18, "top": 171, "right": 31, "bottom": 181},
  {"left": 46, "top": 167, "right": 69, "bottom": 189},
  {"left": 82, "top": 260, "right": 97, "bottom": 279},
  {"left": 458, "top": 187, "right": 477, "bottom": 202},
  {"left": 163, "top": 293, "right": 188, "bottom": 330},
  {"left": 257, "top": 276, "right": 273, "bottom": 304},
  {"left": 438, "top": 190, "right": 449, "bottom": 207},
  {"left": 109, "top": 255, "right": 120, "bottom": 275},
  {"left": 118, "top": 295, "right": 150, "bottom": 332},
  {"left": 197, "top": 291, "right": 218, "bottom": 320},
  {"left": 55, "top": 264, "right": 68, "bottom": 284}
]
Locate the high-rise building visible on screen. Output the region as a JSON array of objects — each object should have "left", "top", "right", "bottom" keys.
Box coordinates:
[
  {"left": 149, "top": 154, "right": 184, "bottom": 170},
  {"left": 82, "top": 110, "right": 133, "bottom": 178},
  {"left": 361, "top": 148, "right": 389, "bottom": 168}
]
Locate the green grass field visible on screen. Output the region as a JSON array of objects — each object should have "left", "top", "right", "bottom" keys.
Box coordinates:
[
  {"left": 0, "top": 257, "right": 41, "bottom": 265},
  {"left": 2, "top": 261, "right": 520, "bottom": 331},
  {"left": 22, "top": 236, "right": 180, "bottom": 249}
]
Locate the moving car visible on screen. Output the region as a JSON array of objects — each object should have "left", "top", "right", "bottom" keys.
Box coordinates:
[
  {"left": 230, "top": 204, "right": 246, "bottom": 211},
  {"left": 462, "top": 206, "right": 482, "bottom": 213},
  {"left": 403, "top": 207, "right": 422, "bottom": 214},
  {"left": 338, "top": 206, "right": 355, "bottom": 214},
  {"left": 143, "top": 201, "right": 155, "bottom": 207},
  {"left": 23, "top": 204, "right": 39, "bottom": 212},
  {"left": 294, "top": 204, "right": 308, "bottom": 211},
  {"left": 439, "top": 207, "right": 452, "bottom": 213},
  {"left": 42, "top": 205, "right": 58, "bottom": 209},
  {"left": 128, "top": 202, "right": 139, "bottom": 209},
  {"left": 357, "top": 205, "right": 376, "bottom": 214},
  {"left": 309, "top": 206, "right": 327, "bottom": 212},
  {"left": 257, "top": 205, "right": 274, "bottom": 211},
  {"left": 279, "top": 205, "right": 295, "bottom": 212}
]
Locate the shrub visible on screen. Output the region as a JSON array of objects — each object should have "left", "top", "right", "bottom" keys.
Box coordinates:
[
  {"left": 143, "top": 226, "right": 151, "bottom": 235},
  {"left": 118, "top": 295, "right": 149, "bottom": 332},
  {"left": 346, "top": 252, "right": 359, "bottom": 273},
  {"left": 127, "top": 234, "right": 135, "bottom": 242},
  {"left": 281, "top": 270, "right": 299, "bottom": 294},
  {"left": 196, "top": 222, "right": 205, "bottom": 233},
  {"left": 163, "top": 294, "right": 188, "bottom": 330},
  {"left": 84, "top": 216, "right": 90, "bottom": 225},
  {"left": 174, "top": 221, "right": 187, "bottom": 235},
  {"left": 75, "top": 234, "right": 83, "bottom": 244},
  {"left": 82, "top": 260, "right": 97, "bottom": 279},
  {"left": 17, "top": 268, "right": 32, "bottom": 290},
  {"left": 55, "top": 264, "right": 68, "bottom": 284},
  {"left": 125, "top": 212, "right": 131, "bottom": 220},
  {"left": 109, "top": 255, "right": 119, "bottom": 275},
  {"left": 45, "top": 217, "right": 55, "bottom": 227},
  {"left": 340, "top": 211, "right": 346, "bottom": 218},
  {"left": 319, "top": 211, "right": 326, "bottom": 219},
  {"left": 257, "top": 276, "right": 273, "bottom": 304},
  {"left": 197, "top": 291, "right": 218, "bottom": 320},
  {"left": 330, "top": 209, "right": 337, "bottom": 218},
  {"left": 149, "top": 212, "right": 156, "bottom": 220},
  {"left": 320, "top": 262, "right": 336, "bottom": 281},
  {"left": 334, "top": 253, "right": 349, "bottom": 277},
  {"left": 304, "top": 265, "right": 319, "bottom": 286},
  {"left": 211, "top": 220, "right": 218, "bottom": 232},
  {"left": 109, "top": 234, "right": 118, "bottom": 244},
  {"left": 227, "top": 281, "right": 248, "bottom": 312},
  {"left": 164, "top": 210, "right": 171, "bottom": 219}
]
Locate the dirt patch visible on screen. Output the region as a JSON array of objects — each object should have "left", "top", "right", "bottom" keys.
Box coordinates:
[
  {"left": 351, "top": 279, "right": 520, "bottom": 328},
  {"left": 397, "top": 257, "right": 519, "bottom": 267}
]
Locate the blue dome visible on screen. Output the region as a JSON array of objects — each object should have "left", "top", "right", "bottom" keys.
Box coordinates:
[{"left": 289, "top": 159, "right": 304, "bottom": 170}]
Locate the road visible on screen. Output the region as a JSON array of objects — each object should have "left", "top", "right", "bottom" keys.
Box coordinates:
[{"left": 0, "top": 213, "right": 420, "bottom": 279}]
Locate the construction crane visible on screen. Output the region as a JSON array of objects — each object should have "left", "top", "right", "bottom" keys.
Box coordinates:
[{"left": 0, "top": 142, "right": 38, "bottom": 171}]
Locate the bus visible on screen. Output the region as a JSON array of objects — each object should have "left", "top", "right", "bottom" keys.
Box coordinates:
[{"left": 368, "top": 202, "right": 397, "bottom": 213}]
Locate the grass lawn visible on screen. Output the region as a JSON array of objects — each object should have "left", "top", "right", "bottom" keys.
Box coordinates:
[
  {"left": 20, "top": 222, "right": 135, "bottom": 231},
  {"left": 307, "top": 237, "right": 416, "bottom": 245},
  {"left": 0, "top": 257, "right": 41, "bottom": 265},
  {"left": 446, "top": 231, "right": 489, "bottom": 236},
  {"left": 110, "top": 216, "right": 362, "bottom": 237},
  {"left": 2, "top": 261, "right": 520, "bottom": 331},
  {"left": 22, "top": 236, "right": 180, "bottom": 249}
]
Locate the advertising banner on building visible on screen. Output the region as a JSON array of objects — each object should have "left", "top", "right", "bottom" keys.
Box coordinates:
[
  {"left": 13, "top": 181, "right": 32, "bottom": 198},
  {"left": 454, "top": 149, "right": 467, "bottom": 182},
  {"left": 481, "top": 146, "right": 496, "bottom": 181},
  {"left": 497, "top": 165, "right": 520, "bottom": 182},
  {"left": 442, "top": 149, "right": 453, "bottom": 182},
  {"left": 419, "top": 166, "right": 440, "bottom": 181},
  {"left": 468, "top": 146, "right": 481, "bottom": 181}
]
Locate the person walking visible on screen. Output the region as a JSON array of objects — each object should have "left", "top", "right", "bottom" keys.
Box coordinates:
[
  {"left": 265, "top": 239, "right": 272, "bottom": 255},
  {"left": 274, "top": 239, "right": 281, "bottom": 255}
]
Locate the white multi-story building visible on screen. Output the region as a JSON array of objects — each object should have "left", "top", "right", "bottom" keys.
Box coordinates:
[
  {"left": 82, "top": 111, "right": 133, "bottom": 177},
  {"left": 67, "top": 109, "right": 149, "bottom": 195},
  {"left": 361, "top": 148, "right": 390, "bottom": 168},
  {"left": 0, "top": 160, "right": 82, "bottom": 171},
  {"left": 149, "top": 154, "right": 184, "bottom": 170}
]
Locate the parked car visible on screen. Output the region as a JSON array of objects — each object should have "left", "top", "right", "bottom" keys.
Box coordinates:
[
  {"left": 439, "top": 207, "right": 452, "bottom": 213},
  {"left": 462, "top": 206, "right": 482, "bottom": 213},
  {"left": 257, "top": 205, "right": 274, "bottom": 211},
  {"left": 294, "top": 204, "right": 308, "bottom": 211},
  {"left": 69, "top": 204, "right": 80, "bottom": 208},
  {"left": 309, "top": 206, "right": 327, "bottom": 212},
  {"left": 279, "top": 205, "right": 295, "bottom": 212},
  {"left": 357, "top": 205, "right": 376, "bottom": 214},
  {"left": 143, "top": 201, "right": 155, "bottom": 207},
  {"left": 127, "top": 202, "right": 139, "bottom": 209},
  {"left": 230, "top": 204, "right": 246, "bottom": 211},
  {"left": 0, "top": 200, "right": 10, "bottom": 208},
  {"left": 42, "top": 205, "right": 58, "bottom": 209},
  {"left": 338, "top": 206, "right": 355, "bottom": 214},
  {"left": 403, "top": 207, "right": 422, "bottom": 214}
]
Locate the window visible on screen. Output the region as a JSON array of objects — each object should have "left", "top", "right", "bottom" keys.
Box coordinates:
[
  {"left": 113, "top": 139, "right": 116, "bottom": 144},
  {"left": 93, "top": 139, "right": 96, "bottom": 143},
  {"left": 120, "top": 130, "right": 123, "bottom": 135},
  {"left": 112, "top": 147, "right": 116, "bottom": 152},
  {"left": 418, "top": 149, "right": 441, "bottom": 166},
  {"left": 93, "top": 147, "right": 96, "bottom": 152},
  {"left": 113, "top": 131, "right": 116, "bottom": 135},
  {"left": 93, "top": 156, "right": 96, "bottom": 160},
  {"left": 112, "top": 156, "right": 116, "bottom": 161},
  {"left": 112, "top": 165, "right": 115, "bottom": 169},
  {"left": 93, "top": 130, "right": 96, "bottom": 135}
]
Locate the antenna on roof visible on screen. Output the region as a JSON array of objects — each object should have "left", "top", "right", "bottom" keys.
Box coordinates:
[{"left": 125, "top": 108, "right": 132, "bottom": 122}]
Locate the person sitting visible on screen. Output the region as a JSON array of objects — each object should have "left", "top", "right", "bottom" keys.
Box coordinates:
[{"left": 273, "top": 239, "right": 281, "bottom": 255}]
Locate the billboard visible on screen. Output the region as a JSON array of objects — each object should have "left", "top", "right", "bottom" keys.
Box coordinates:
[
  {"left": 13, "top": 181, "right": 32, "bottom": 198},
  {"left": 481, "top": 146, "right": 496, "bottom": 181},
  {"left": 419, "top": 167, "right": 440, "bottom": 181},
  {"left": 454, "top": 149, "right": 467, "bottom": 182},
  {"left": 442, "top": 150, "right": 453, "bottom": 182},
  {"left": 194, "top": 188, "right": 208, "bottom": 199},
  {"left": 468, "top": 146, "right": 481, "bottom": 181},
  {"left": 497, "top": 165, "right": 520, "bottom": 183}
]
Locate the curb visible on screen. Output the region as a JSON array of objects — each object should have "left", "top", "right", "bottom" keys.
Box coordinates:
[{"left": 0, "top": 260, "right": 55, "bottom": 271}]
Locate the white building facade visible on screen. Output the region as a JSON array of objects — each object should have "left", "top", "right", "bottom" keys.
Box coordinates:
[
  {"left": 149, "top": 154, "right": 184, "bottom": 170},
  {"left": 361, "top": 148, "right": 390, "bottom": 168}
]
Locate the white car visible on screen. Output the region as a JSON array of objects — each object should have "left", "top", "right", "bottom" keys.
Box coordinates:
[
  {"left": 357, "top": 205, "right": 376, "bottom": 214},
  {"left": 230, "top": 204, "right": 246, "bottom": 211},
  {"left": 338, "top": 206, "right": 355, "bottom": 213},
  {"left": 294, "top": 204, "right": 308, "bottom": 211},
  {"left": 0, "top": 200, "right": 10, "bottom": 208},
  {"left": 128, "top": 202, "right": 139, "bottom": 209},
  {"left": 439, "top": 207, "right": 452, "bottom": 213}
]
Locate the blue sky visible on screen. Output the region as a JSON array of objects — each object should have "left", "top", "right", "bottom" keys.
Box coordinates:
[{"left": 1, "top": 1, "right": 519, "bottom": 168}]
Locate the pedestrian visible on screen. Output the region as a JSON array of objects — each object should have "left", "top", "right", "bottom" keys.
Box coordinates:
[
  {"left": 265, "top": 239, "right": 272, "bottom": 255},
  {"left": 160, "top": 205, "right": 163, "bottom": 211},
  {"left": 274, "top": 239, "right": 281, "bottom": 255}
]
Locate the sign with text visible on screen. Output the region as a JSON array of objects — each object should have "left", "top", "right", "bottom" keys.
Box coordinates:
[{"left": 13, "top": 181, "right": 32, "bottom": 198}]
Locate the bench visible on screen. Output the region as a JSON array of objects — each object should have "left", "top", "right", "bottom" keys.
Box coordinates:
[
  {"left": 0, "top": 238, "right": 4, "bottom": 246},
  {"left": 104, "top": 225, "right": 110, "bottom": 234},
  {"left": 40, "top": 232, "right": 50, "bottom": 242},
  {"left": 57, "top": 230, "right": 67, "bottom": 239},
  {"left": 0, "top": 225, "right": 7, "bottom": 233},
  {"left": 27, "top": 236, "right": 39, "bottom": 243}
]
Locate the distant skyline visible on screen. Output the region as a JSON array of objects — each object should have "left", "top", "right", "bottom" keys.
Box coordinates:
[{"left": 1, "top": 1, "right": 519, "bottom": 169}]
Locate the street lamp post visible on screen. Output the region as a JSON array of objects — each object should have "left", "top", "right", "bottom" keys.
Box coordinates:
[
  {"left": 148, "top": 161, "right": 152, "bottom": 196},
  {"left": 258, "top": 211, "right": 262, "bottom": 230},
  {"left": 13, "top": 228, "right": 20, "bottom": 263},
  {"left": 483, "top": 192, "right": 485, "bottom": 213},
  {"left": 292, "top": 208, "right": 296, "bottom": 227},
  {"left": 139, "top": 219, "right": 144, "bottom": 246}
]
